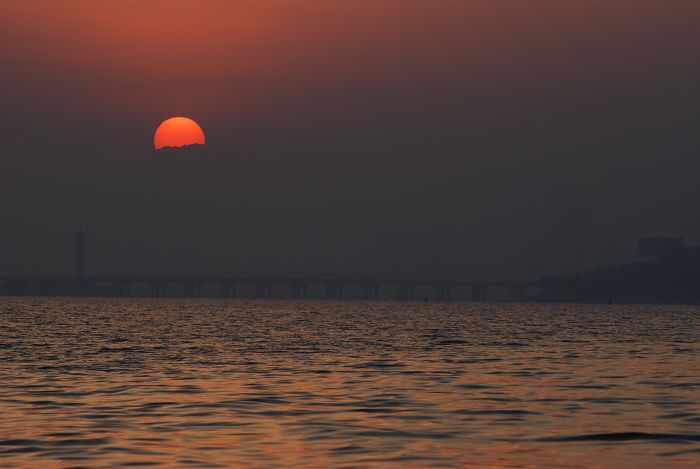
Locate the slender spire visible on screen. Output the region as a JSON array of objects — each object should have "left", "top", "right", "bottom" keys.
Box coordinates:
[{"left": 76, "top": 228, "right": 85, "bottom": 278}]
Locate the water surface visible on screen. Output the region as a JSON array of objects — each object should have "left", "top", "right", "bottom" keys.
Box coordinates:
[{"left": 1, "top": 298, "right": 699, "bottom": 467}]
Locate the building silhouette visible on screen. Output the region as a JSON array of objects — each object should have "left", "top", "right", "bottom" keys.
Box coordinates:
[
  {"left": 541, "top": 236, "right": 700, "bottom": 302},
  {"left": 546, "top": 189, "right": 592, "bottom": 275},
  {"left": 639, "top": 236, "right": 685, "bottom": 258},
  {"left": 76, "top": 228, "right": 85, "bottom": 278}
]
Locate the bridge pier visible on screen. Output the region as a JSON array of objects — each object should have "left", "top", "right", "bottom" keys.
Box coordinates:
[
  {"left": 471, "top": 286, "right": 488, "bottom": 302},
  {"left": 74, "top": 280, "right": 84, "bottom": 297},
  {"left": 218, "top": 282, "right": 236, "bottom": 298},
  {"left": 325, "top": 284, "right": 344, "bottom": 299},
  {"left": 79, "top": 281, "right": 97, "bottom": 297},
  {"left": 41, "top": 280, "right": 61, "bottom": 297},
  {"left": 254, "top": 283, "right": 272, "bottom": 299},
  {"left": 183, "top": 281, "right": 202, "bottom": 298},
  {"left": 434, "top": 285, "right": 451, "bottom": 301},
  {"left": 362, "top": 284, "right": 379, "bottom": 300},
  {"left": 148, "top": 281, "right": 168, "bottom": 297},
  {"left": 508, "top": 285, "right": 523, "bottom": 302},
  {"left": 112, "top": 281, "right": 132, "bottom": 297},
  {"left": 290, "top": 283, "right": 308, "bottom": 299},
  {"left": 7, "top": 279, "right": 28, "bottom": 296},
  {"left": 398, "top": 284, "right": 415, "bottom": 300}
]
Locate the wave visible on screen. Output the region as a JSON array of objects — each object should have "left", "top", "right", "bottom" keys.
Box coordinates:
[{"left": 538, "top": 432, "right": 700, "bottom": 442}]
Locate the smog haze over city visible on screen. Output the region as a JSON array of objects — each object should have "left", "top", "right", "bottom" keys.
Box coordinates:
[{"left": 3, "top": 0, "right": 700, "bottom": 281}]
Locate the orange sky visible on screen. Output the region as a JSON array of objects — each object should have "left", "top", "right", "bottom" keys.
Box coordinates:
[{"left": 4, "top": 0, "right": 699, "bottom": 128}]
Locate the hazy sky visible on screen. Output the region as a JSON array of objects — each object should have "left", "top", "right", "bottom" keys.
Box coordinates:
[{"left": 2, "top": 1, "right": 700, "bottom": 279}]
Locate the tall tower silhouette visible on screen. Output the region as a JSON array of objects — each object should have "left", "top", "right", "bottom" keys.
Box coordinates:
[{"left": 76, "top": 228, "right": 85, "bottom": 278}]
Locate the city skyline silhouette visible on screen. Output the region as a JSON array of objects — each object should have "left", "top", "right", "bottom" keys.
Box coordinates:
[
  {"left": 4, "top": 227, "right": 700, "bottom": 303},
  {"left": 3, "top": 2, "right": 700, "bottom": 286}
]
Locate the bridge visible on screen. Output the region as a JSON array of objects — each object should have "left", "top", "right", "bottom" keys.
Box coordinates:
[
  {"left": 0, "top": 230, "right": 541, "bottom": 301},
  {"left": 0, "top": 274, "right": 540, "bottom": 301}
]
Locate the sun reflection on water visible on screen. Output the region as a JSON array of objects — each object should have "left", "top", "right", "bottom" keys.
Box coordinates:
[{"left": 0, "top": 298, "right": 699, "bottom": 467}]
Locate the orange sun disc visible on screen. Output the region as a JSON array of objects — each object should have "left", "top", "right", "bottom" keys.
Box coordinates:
[{"left": 154, "top": 117, "right": 206, "bottom": 150}]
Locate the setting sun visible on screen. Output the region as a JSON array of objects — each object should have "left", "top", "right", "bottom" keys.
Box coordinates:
[{"left": 154, "top": 117, "right": 205, "bottom": 150}]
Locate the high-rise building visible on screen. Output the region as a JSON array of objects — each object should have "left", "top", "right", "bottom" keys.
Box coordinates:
[
  {"left": 546, "top": 189, "right": 592, "bottom": 275},
  {"left": 76, "top": 228, "right": 85, "bottom": 278}
]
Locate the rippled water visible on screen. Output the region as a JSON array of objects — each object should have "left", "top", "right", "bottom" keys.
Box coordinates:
[{"left": 1, "top": 298, "right": 699, "bottom": 468}]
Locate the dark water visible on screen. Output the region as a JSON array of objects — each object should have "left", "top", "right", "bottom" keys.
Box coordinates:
[{"left": 1, "top": 298, "right": 699, "bottom": 468}]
